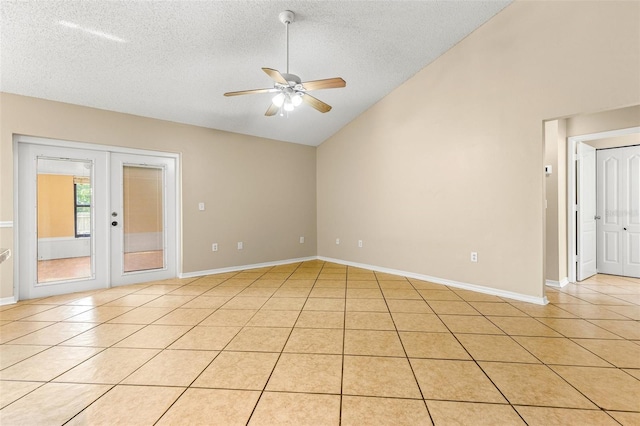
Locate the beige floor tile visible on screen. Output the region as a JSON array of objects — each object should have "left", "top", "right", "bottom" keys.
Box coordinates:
[
  {"left": 412, "top": 359, "right": 505, "bottom": 403},
  {"left": 288, "top": 271, "right": 320, "bottom": 280},
  {"left": 250, "top": 278, "right": 286, "bottom": 287},
  {"left": 346, "top": 288, "right": 384, "bottom": 299},
  {"left": 386, "top": 299, "right": 433, "bottom": 313},
  {"left": 198, "top": 309, "right": 256, "bottom": 326},
  {"left": 193, "top": 351, "right": 278, "bottom": 390},
  {"left": 168, "top": 286, "right": 209, "bottom": 296},
  {"left": 303, "top": 298, "right": 345, "bottom": 311},
  {"left": 341, "top": 396, "right": 432, "bottom": 426},
  {"left": 8, "top": 322, "right": 96, "bottom": 345},
  {"left": 488, "top": 316, "right": 562, "bottom": 337},
  {"left": 428, "top": 301, "right": 480, "bottom": 315},
  {"left": 284, "top": 328, "right": 343, "bottom": 354},
  {"left": 180, "top": 295, "right": 230, "bottom": 309},
  {"left": 346, "top": 312, "right": 395, "bottom": 330},
  {"left": 374, "top": 272, "right": 407, "bottom": 281},
  {"left": 552, "top": 304, "right": 627, "bottom": 320},
  {"left": 427, "top": 401, "right": 524, "bottom": 426},
  {"left": 157, "top": 388, "right": 260, "bottom": 425},
  {"left": 345, "top": 298, "right": 388, "bottom": 312},
  {"left": 606, "top": 410, "right": 640, "bottom": 426},
  {"left": 588, "top": 319, "right": 640, "bottom": 339},
  {"left": 67, "top": 384, "right": 183, "bottom": 425},
  {"left": 64, "top": 306, "right": 135, "bottom": 323},
  {"left": 456, "top": 334, "right": 539, "bottom": 363},
  {"left": 400, "top": 331, "right": 470, "bottom": 360},
  {"left": 0, "top": 321, "right": 56, "bottom": 344},
  {"left": 226, "top": 327, "right": 291, "bottom": 352},
  {"left": 309, "top": 287, "right": 346, "bottom": 298},
  {"left": 379, "top": 280, "right": 414, "bottom": 290},
  {"left": 279, "top": 279, "right": 315, "bottom": 289},
  {"left": 469, "top": 302, "right": 527, "bottom": 317},
  {"left": 237, "top": 287, "right": 278, "bottom": 297},
  {"left": 0, "top": 382, "right": 111, "bottom": 425},
  {"left": 220, "top": 296, "right": 269, "bottom": 310},
  {"left": 0, "top": 344, "right": 50, "bottom": 369},
  {"left": 114, "top": 324, "right": 191, "bottom": 349},
  {"left": 203, "top": 287, "right": 243, "bottom": 297},
  {"left": 249, "top": 391, "right": 340, "bottom": 426},
  {"left": 343, "top": 356, "right": 422, "bottom": 398},
  {"left": 261, "top": 297, "right": 306, "bottom": 310},
  {"left": 625, "top": 368, "right": 640, "bottom": 380},
  {"left": 0, "top": 381, "right": 43, "bottom": 408},
  {"left": 317, "top": 273, "right": 347, "bottom": 281},
  {"left": 152, "top": 308, "right": 212, "bottom": 325},
  {"left": 272, "top": 287, "right": 312, "bottom": 298},
  {"left": 551, "top": 365, "right": 640, "bottom": 411},
  {"left": 346, "top": 280, "right": 379, "bottom": 288},
  {"left": 20, "top": 305, "right": 94, "bottom": 322},
  {"left": 107, "top": 307, "right": 174, "bottom": 324},
  {"left": 344, "top": 329, "right": 405, "bottom": 356},
  {"left": 169, "top": 326, "right": 241, "bottom": 350},
  {"left": 513, "top": 336, "right": 612, "bottom": 366},
  {"left": 0, "top": 304, "right": 57, "bottom": 321},
  {"left": 266, "top": 353, "right": 342, "bottom": 394},
  {"left": 0, "top": 346, "right": 102, "bottom": 381},
  {"left": 392, "top": 313, "right": 448, "bottom": 332},
  {"left": 439, "top": 315, "right": 504, "bottom": 334},
  {"left": 515, "top": 406, "right": 620, "bottom": 426},
  {"left": 135, "top": 284, "right": 182, "bottom": 295},
  {"left": 295, "top": 311, "right": 345, "bottom": 329},
  {"left": 409, "top": 279, "right": 446, "bottom": 290},
  {"left": 382, "top": 288, "right": 422, "bottom": 300},
  {"left": 509, "top": 302, "right": 576, "bottom": 318},
  {"left": 607, "top": 305, "right": 640, "bottom": 320},
  {"left": 347, "top": 274, "right": 377, "bottom": 281},
  {"left": 53, "top": 347, "right": 159, "bottom": 384},
  {"left": 142, "top": 294, "right": 195, "bottom": 308},
  {"left": 246, "top": 310, "right": 299, "bottom": 327},
  {"left": 123, "top": 349, "right": 217, "bottom": 386},
  {"left": 480, "top": 362, "right": 597, "bottom": 409},
  {"left": 573, "top": 338, "right": 640, "bottom": 368},
  {"left": 314, "top": 279, "right": 347, "bottom": 287},
  {"left": 452, "top": 290, "right": 505, "bottom": 302},
  {"left": 536, "top": 318, "right": 622, "bottom": 339},
  {"left": 63, "top": 323, "right": 144, "bottom": 347},
  {"left": 103, "top": 294, "right": 161, "bottom": 307},
  {"left": 419, "top": 289, "right": 462, "bottom": 301}
]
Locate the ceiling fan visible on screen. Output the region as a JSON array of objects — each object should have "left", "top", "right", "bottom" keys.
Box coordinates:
[{"left": 224, "top": 10, "right": 346, "bottom": 116}]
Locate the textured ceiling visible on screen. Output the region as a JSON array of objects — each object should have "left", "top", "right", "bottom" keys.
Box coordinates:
[{"left": 0, "top": 1, "right": 511, "bottom": 146}]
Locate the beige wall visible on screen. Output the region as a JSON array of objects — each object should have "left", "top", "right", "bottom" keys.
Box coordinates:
[
  {"left": 317, "top": 1, "right": 640, "bottom": 298},
  {"left": 0, "top": 93, "right": 317, "bottom": 299},
  {"left": 544, "top": 120, "right": 567, "bottom": 283},
  {"left": 585, "top": 133, "right": 640, "bottom": 150}
]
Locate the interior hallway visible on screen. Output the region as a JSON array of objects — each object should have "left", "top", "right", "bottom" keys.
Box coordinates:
[{"left": 0, "top": 261, "right": 638, "bottom": 425}]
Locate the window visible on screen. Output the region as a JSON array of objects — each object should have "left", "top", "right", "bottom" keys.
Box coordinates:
[{"left": 74, "top": 181, "right": 91, "bottom": 238}]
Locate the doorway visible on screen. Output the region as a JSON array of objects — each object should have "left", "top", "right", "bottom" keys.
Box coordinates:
[
  {"left": 16, "top": 137, "right": 179, "bottom": 300},
  {"left": 568, "top": 127, "right": 640, "bottom": 282}
]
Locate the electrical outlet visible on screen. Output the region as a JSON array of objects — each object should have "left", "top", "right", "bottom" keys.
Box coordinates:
[
  {"left": 470, "top": 252, "right": 478, "bottom": 262},
  {"left": 212, "top": 243, "right": 218, "bottom": 252},
  {"left": 336, "top": 238, "right": 340, "bottom": 245},
  {"left": 358, "top": 240, "right": 363, "bottom": 248},
  {"left": 299, "top": 236, "right": 305, "bottom": 244},
  {"left": 237, "top": 242, "right": 243, "bottom": 250},
  {"left": 198, "top": 202, "right": 205, "bottom": 211}
]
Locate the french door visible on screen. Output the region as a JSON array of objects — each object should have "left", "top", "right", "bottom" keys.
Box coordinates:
[
  {"left": 17, "top": 141, "right": 177, "bottom": 300},
  {"left": 597, "top": 145, "right": 640, "bottom": 278}
]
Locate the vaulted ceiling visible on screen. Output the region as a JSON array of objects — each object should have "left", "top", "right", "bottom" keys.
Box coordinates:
[{"left": 1, "top": 1, "right": 511, "bottom": 146}]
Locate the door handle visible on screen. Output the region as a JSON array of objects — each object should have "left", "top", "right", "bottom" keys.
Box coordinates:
[
  {"left": 624, "top": 227, "right": 627, "bottom": 231},
  {"left": 112, "top": 221, "right": 118, "bottom": 227},
  {"left": 594, "top": 215, "right": 601, "bottom": 220}
]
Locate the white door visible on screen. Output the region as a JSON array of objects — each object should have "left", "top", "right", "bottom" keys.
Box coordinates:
[
  {"left": 17, "top": 140, "right": 178, "bottom": 299},
  {"left": 577, "top": 142, "right": 597, "bottom": 280},
  {"left": 110, "top": 153, "right": 177, "bottom": 286},
  {"left": 17, "top": 143, "right": 109, "bottom": 299},
  {"left": 597, "top": 145, "right": 640, "bottom": 278}
]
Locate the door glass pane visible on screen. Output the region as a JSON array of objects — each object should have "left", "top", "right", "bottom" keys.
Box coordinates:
[
  {"left": 123, "top": 165, "right": 165, "bottom": 273},
  {"left": 37, "top": 158, "right": 93, "bottom": 283}
]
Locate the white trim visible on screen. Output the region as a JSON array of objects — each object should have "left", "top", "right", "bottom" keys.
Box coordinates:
[
  {"left": 567, "top": 127, "right": 640, "bottom": 283},
  {"left": 0, "top": 296, "right": 17, "bottom": 306},
  {"left": 179, "top": 256, "right": 317, "bottom": 279},
  {"left": 15, "top": 135, "right": 179, "bottom": 158},
  {"left": 0, "top": 221, "right": 13, "bottom": 228},
  {"left": 318, "top": 257, "right": 548, "bottom": 305},
  {"left": 545, "top": 277, "right": 569, "bottom": 288}
]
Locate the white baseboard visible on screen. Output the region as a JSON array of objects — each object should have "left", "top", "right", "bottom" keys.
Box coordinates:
[
  {"left": 0, "top": 221, "right": 13, "bottom": 228},
  {"left": 318, "top": 256, "right": 549, "bottom": 305},
  {"left": 0, "top": 296, "right": 17, "bottom": 306},
  {"left": 545, "top": 277, "right": 569, "bottom": 288},
  {"left": 179, "top": 256, "right": 318, "bottom": 279}
]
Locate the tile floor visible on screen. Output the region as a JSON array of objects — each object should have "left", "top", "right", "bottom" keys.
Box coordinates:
[{"left": 0, "top": 260, "right": 638, "bottom": 425}]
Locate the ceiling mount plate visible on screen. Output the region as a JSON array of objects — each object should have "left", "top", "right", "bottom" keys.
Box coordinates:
[{"left": 279, "top": 10, "right": 295, "bottom": 25}]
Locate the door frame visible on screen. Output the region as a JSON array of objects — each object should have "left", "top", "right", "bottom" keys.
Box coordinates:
[
  {"left": 13, "top": 134, "right": 181, "bottom": 301},
  {"left": 567, "top": 126, "right": 640, "bottom": 283}
]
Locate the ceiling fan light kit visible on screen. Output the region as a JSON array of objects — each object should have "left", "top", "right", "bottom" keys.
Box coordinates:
[{"left": 224, "top": 10, "right": 346, "bottom": 117}]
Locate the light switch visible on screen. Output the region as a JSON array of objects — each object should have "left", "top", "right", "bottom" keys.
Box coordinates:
[{"left": 198, "top": 202, "right": 205, "bottom": 211}]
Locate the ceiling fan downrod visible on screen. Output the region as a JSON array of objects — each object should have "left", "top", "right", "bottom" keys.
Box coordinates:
[{"left": 279, "top": 10, "right": 294, "bottom": 75}]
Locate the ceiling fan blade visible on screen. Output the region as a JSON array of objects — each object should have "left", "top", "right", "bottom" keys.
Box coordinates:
[
  {"left": 262, "top": 67, "right": 289, "bottom": 85},
  {"left": 302, "top": 77, "right": 346, "bottom": 91},
  {"left": 224, "top": 88, "right": 276, "bottom": 97},
  {"left": 303, "top": 94, "right": 332, "bottom": 113},
  {"left": 265, "top": 103, "right": 280, "bottom": 116}
]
